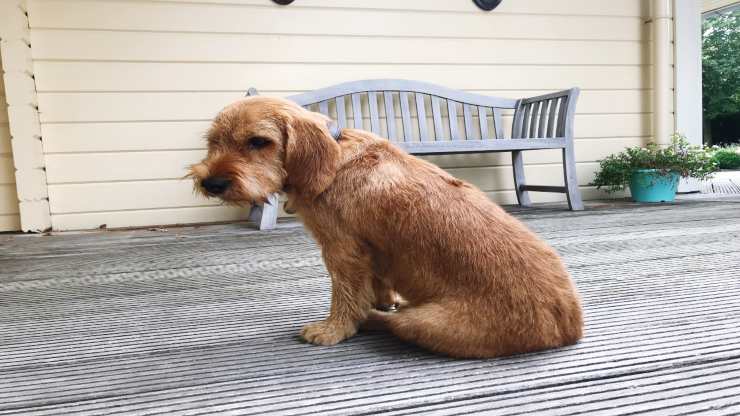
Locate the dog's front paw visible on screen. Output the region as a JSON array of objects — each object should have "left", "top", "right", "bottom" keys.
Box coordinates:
[{"left": 300, "top": 320, "right": 356, "bottom": 346}]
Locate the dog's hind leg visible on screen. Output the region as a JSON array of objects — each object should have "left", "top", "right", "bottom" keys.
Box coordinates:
[
  {"left": 367, "top": 301, "right": 508, "bottom": 358},
  {"left": 372, "top": 278, "right": 408, "bottom": 312}
]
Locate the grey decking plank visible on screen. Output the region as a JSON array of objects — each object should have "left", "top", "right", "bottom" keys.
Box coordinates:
[
  {"left": 4, "top": 296, "right": 738, "bottom": 396},
  {"left": 1, "top": 199, "right": 740, "bottom": 415},
  {"left": 4, "top": 329, "right": 740, "bottom": 415},
  {"left": 4, "top": 317, "right": 737, "bottom": 409},
  {"left": 3, "top": 266, "right": 739, "bottom": 368},
  {"left": 5, "top": 308, "right": 740, "bottom": 412},
  {"left": 384, "top": 360, "right": 740, "bottom": 416}
]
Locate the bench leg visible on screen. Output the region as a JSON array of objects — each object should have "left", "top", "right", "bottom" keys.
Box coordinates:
[
  {"left": 562, "top": 145, "right": 584, "bottom": 211},
  {"left": 248, "top": 193, "right": 279, "bottom": 230},
  {"left": 512, "top": 151, "right": 532, "bottom": 207}
]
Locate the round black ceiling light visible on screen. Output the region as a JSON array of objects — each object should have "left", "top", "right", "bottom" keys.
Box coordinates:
[
  {"left": 272, "top": 0, "right": 294, "bottom": 5},
  {"left": 473, "top": 0, "right": 503, "bottom": 11}
]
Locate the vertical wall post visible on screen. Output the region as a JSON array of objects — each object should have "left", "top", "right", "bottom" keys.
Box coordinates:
[
  {"left": 651, "top": 0, "right": 674, "bottom": 147},
  {"left": 0, "top": 0, "right": 51, "bottom": 232},
  {"left": 674, "top": 0, "right": 703, "bottom": 192}
]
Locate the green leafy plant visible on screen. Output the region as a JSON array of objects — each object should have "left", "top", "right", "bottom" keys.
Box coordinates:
[
  {"left": 591, "top": 134, "right": 719, "bottom": 193},
  {"left": 709, "top": 145, "right": 740, "bottom": 169},
  {"left": 703, "top": 11, "right": 740, "bottom": 121}
]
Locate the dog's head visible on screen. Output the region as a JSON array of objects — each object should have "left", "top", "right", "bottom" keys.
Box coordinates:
[{"left": 188, "top": 97, "right": 341, "bottom": 205}]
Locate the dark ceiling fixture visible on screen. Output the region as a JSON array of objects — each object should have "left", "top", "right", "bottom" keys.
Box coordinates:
[
  {"left": 473, "top": 0, "right": 502, "bottom": 11},
  {"left": 272, "top": 0, "right": 294, "bottom": 4}
]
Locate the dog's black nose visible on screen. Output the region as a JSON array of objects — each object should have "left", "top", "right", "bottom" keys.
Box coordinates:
[{"left": 202, "top": 176, "right": 231, "bottom": 195}]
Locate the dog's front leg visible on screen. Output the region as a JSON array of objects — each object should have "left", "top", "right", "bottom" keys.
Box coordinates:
[{"left": 301, "top": 240, "right": 374, "bottom": 346}]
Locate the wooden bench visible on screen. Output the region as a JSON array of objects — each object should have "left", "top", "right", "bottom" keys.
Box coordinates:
[{"left": 247, "top": 79, "right": 583, "bottom": 230}]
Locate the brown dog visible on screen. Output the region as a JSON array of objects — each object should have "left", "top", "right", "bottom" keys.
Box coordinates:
[{"left": 189, "top": 96, "right": 583, "bottom": 358}]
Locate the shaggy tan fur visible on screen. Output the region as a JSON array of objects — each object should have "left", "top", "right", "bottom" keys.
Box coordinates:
[{"left": 189, "top": 96, "right": 583, "bottom": 358}]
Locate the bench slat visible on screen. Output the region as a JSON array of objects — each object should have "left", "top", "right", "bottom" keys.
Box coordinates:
[
  {"left": 384, "top": 92, "right": 397, "bottom": 140},
  {"left": 447, "top": 100, "right": 459, "bottom": 140},
  {"left": 537, "top": 100, "right": 549, "bottom": 138},
  {"left": 400, "top": 92, "right": 413, "bottom": 141},
  {"left": 431, "top": 96, "right": 444, "bottom": 139},
  {"left": 368, "top": 92, "right": 381, "bottom": 134},
  {"left": 318, "top": 100, "right": 329, "bottom": 117},
  {"left": 529, "top": 101, "right": 544, "bottom": 138},
  {"left": 511, "top": 101, "right": 523, "bottom": 138},
  {"left": 557, "top": 95, "right": 569, "bottom": 137},
  {"left": 493, "top": 108, "right": 504, "bottom": 139},
  {"left": 352, "top": 93, "right": 363, "bottom": 129},
  {"left": 415, "top": 93, "right": 429, "bottom": 140},
  {"left": 521, "top": 102, "right": 533, "bottom": 138},
  {"left": 478, "top": 107, "right": 489, "bottom": 140},
  {"left": 463, "top": 104, "right": 474, "bottom": 140},
  {"left": 547, "top": 97, "right": 559, "bottom": 138},
  {"left": 335, "top": 96, "right": 346, "bottom": 128}
]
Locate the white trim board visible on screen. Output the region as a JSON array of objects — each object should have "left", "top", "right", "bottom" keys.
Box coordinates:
[{"left": 0, "top": 0, "right": 52, "bottom": 231}]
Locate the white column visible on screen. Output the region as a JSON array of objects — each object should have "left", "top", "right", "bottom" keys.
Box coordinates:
[
  {"left": 0, "top": 0, "right": 52, "bottom": 231},
  {"left": 652, "top": 0, "right": 674, "bottom": 147},
  {"left": 674, "top": 0, "right": 703, "bottom": 192}
]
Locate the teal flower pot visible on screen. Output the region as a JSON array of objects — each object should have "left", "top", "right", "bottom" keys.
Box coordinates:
[{"left": 628, "top": 169, "right": 680, "bottom": 203}]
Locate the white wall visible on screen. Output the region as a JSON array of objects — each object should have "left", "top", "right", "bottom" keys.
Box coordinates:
[{"left": 27, "top": 0, "right": 660, "bottom": 230}]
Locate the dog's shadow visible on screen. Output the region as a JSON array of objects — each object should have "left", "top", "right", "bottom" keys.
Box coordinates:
[{"left": 292, "top": 330, "right": 454, "bottom": 362}]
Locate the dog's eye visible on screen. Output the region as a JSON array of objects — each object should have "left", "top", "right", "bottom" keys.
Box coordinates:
[{"left": 246, "top": 137, "right": 270, "bottom": 150}]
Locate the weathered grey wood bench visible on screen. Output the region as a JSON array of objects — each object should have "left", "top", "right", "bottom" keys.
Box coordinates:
[{"left": 247, "top": 79, "right": 582, "bottom": 230}]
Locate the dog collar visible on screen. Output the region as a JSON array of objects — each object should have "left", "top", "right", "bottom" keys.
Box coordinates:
[{"left": 328, "top": 121, "right": 342, "bottom": 142}]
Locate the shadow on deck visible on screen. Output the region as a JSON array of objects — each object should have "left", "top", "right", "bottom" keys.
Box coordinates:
[{"left": 1, "top": 197, "right": 740, "bottom": 415}]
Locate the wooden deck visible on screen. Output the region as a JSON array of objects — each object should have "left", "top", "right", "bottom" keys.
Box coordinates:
[{"left": 2, "top": 197, "right": 740, "bottom": 415}]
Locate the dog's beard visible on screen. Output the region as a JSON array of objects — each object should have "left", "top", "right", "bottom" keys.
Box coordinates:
[{"left": 187, "top": 156, "right": 286, "bottom": 206}]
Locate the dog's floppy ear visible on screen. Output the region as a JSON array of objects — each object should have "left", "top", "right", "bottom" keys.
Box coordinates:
[{"left": 284, "top": 111, "right": 341, "bottom": 199}]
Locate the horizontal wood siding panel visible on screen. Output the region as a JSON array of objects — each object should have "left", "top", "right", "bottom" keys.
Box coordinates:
[
  {"left": 36, "top": 90, "right": 658, "bottom": 123},
  {"left": 47, "top": 163, "right": 600, "bottom": 214},
  {"left": 33, "top": 62, "right": 649, "bottom": 92},
  {"left": 0, "top": 154, "right": 16, "bottom": 184},
  {"left": 41, "top": 114, "right": 651, "bottom": 155},
  {"left": 0, "top": 214, "right": 21, "bottom": 231},
  {"left": 48, "top": 180, "right": 210, "bottom": 213},
  {"left": 48, "top": 187, "right": 617, "bottom": 231},
  {"left": 31, "top": 30, "right": 647, "bottom": 65},
  {"left": 50, "top": 205, "right": 251, "bottom": 231},
  {"left": 44, "top": 137, "right": 645, "bottom": 184},
  {"left": 45, "top": 151, "right": 204, "bottom": 183},
  {"left": 42, "top": 121, "right": 212, "bottom": 153},
  {"left": 0, "top": 184, "right": 20, "bottom": 215},
  {"left": 0, "top": 126, "right": 11, "bottom": 154},
  {"left": 146, "top": 0, "right": 647, "bottom": 16},
  {"left": 28, "top": 1, "right": 646, "bottom": 40}
]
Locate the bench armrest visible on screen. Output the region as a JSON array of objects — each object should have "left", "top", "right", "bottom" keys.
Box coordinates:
[{"left": 512, "top": 88, "right": 580, "bottom": 139}]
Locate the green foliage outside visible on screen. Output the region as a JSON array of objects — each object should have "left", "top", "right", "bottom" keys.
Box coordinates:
[
  {"left": 591, "top": 134, "right": 718, "bottom": 193},
  {"left": 709, "top": 145, "right": 740, "bottom": 169},
  {"left": 703, "top": 11, "right": 740, "bottom": 122}
]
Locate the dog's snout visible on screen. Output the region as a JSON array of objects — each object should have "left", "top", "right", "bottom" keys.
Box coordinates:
[{"left": 202, "top": 176, "right": 232, "bottom": 195}]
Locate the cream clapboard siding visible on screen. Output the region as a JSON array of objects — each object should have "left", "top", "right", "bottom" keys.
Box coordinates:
[
  {"left": 27, "top": 0, "right": 662, "bottom": 230},
  {"left": 0, "top": 54, "right": 21, "bottom": 232}
]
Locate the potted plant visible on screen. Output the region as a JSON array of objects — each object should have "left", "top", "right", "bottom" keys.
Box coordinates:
[{"left": 591, "top": 134, "right": 718, "bottom": 203}]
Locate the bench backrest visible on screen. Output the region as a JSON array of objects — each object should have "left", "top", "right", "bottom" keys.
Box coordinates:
[{"left": 272, "top": 79, "right": 577, "bottom": 144}]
